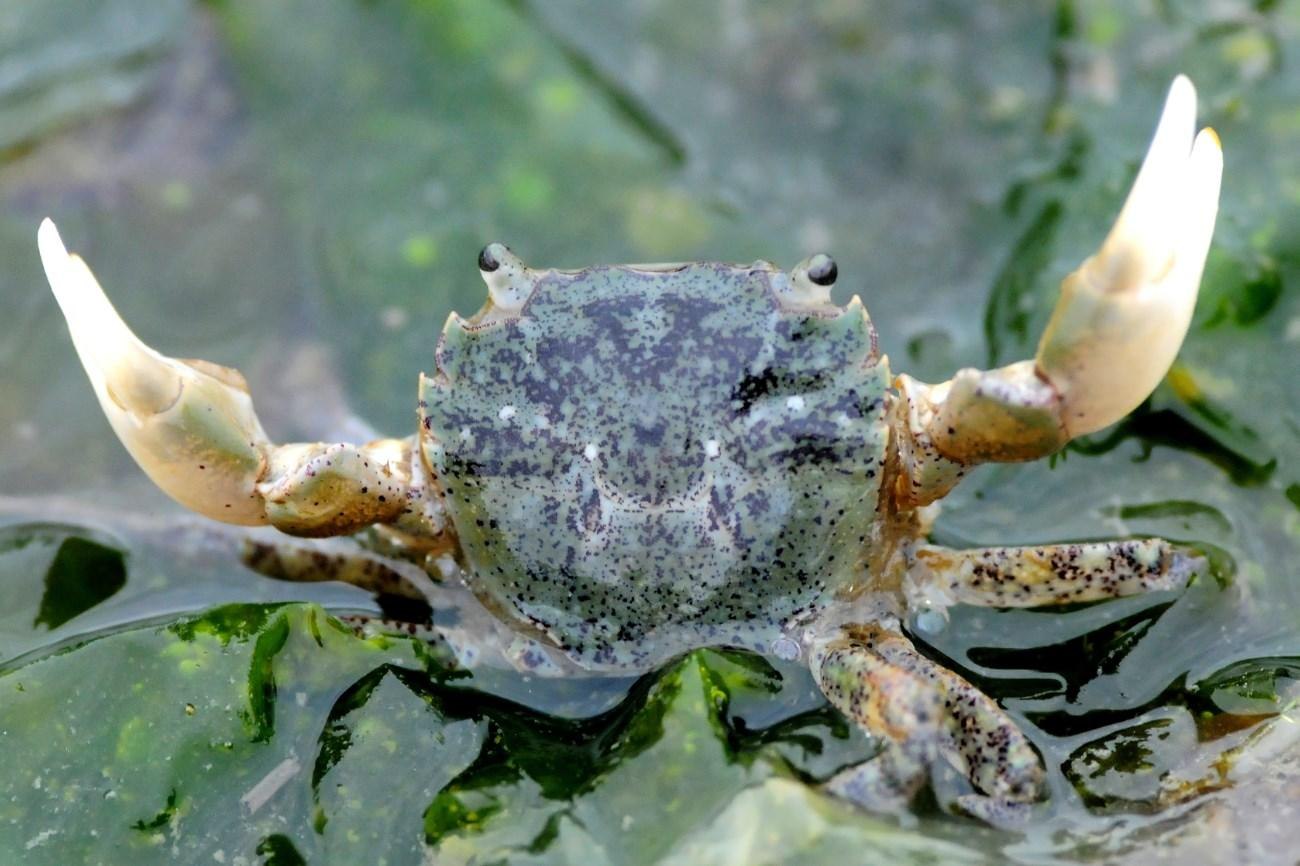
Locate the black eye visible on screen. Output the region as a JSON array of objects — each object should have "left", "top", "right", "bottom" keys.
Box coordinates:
[
  {"left": 478, "top": 244, "right": 501, "bottom": 272},
  {"left": 807, "top": 254, "right": 837, "bottom": 287}
]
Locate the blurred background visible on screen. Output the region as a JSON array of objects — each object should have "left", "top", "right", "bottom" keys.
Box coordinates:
[{"left": 0, "top": 1, "right": 1297, "bottom": 864}]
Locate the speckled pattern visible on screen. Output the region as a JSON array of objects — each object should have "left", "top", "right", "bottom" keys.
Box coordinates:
[
  {"left": 890, "top": 374, "right": 969, "bottom": 507},
  {"left": 420, "top": 263, "right": 890, "bottom": 669},
  {"left": 911, "top": 538, "right": 1196, "bottom": 608},
  {"left": 813, "top": 628, "right": 940, "bottom": 810},
  {"left": 814, "top": 624, "right": 1042, "bottom": 816},
  {"left": 241, "top": 538, "right": 425, "bottom": 600}
]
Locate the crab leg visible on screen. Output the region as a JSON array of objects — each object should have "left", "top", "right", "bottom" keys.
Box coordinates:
[
  {"left": 240, "top": 538, "right": 437, "bottom": 600},
  {"left": 812, "top": 623, "right": 1042, "bottom": 821},
  {"left": 38, "top": 219, "right": 446, "bottom": 540},
  {"left": 907, "top": 538, "right": 1199, "bottom": 610},
  {"left": 894, "top": 77, "right": 1222, "bottom": 505},
  {"left": 813, "top": 628, "right": 940, "bottom": 812}
]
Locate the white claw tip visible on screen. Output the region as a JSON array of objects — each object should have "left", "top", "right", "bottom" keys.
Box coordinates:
[
  {"left": 37, "top": 217, "right": 58, "bottom": 246},
  {"left": 37, "top": 217, "right": 184, "bottom": 419},
  {"left": 1169, "top": 74, "right": 1195, "bottom": 108},
  {"left": 38, "top": 217, "right": 103, "bottom": 322},
  {"left": 37, "top": 218, "right": 68, "bottom": 286}
]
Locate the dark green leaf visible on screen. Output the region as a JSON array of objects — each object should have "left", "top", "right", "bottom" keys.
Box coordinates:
[{"left": 34, "top": 536, "right": 126, "bottom": 630}]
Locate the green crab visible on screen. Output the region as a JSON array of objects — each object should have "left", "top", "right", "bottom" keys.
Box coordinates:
[{"left": 38, "top": 77, "right": 1221, "bottom": 822}]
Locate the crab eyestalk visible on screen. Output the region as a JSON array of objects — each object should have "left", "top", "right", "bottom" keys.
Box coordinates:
[
  {"left": 781, "top": 253, "right": 839, "bottom": 309},
  {"left": 476, "top": 242, "right": 536, "bottom": 318},
  {"left": 894, "top": 76, "right": 1223, "bottom": 504},
  {"left": 38, "top": 220, "right": 429, "bottom": 537}
]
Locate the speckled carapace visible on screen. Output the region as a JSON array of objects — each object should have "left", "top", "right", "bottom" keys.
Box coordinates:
[{"left": 421, "top": 261, "right": 890, "bottom": 669}]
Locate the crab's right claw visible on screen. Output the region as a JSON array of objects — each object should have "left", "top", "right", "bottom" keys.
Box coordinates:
[
  {"left": 1037, "top": 75, "right": 1223, "bottom": 437},
  {"left": 39, "top": 218, "right": 273, "bottom": 525},
  {"left": 892, "top": 78, "right": 1223, "bottom": 507}
]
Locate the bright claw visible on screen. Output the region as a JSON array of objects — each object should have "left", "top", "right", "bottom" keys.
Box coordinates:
[
  {"left": 1037, "top": 76, "right": 1223, "bottom": 437},
  {"left": 39, "top": 219, "right": 272, "bottom": 524},
  {"left": 890, "top": 77, "right": 1222, "bottom": 506},
  {"left": 40, "top": 220, "right": 442, "bottom": 538}
]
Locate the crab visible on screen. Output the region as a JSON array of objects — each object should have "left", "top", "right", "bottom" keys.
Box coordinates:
[{"left": 37, "top": 77, "right": 1221, "bottom": 823}]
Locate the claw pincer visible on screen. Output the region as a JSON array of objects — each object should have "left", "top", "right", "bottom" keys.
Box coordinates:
[
  {"left": 894, "top": 76, "right": 1222, "bottom": 504},
  {"left": 38, "top": 220, "right": 436, "bottom": 538},
  {"left": 40, "top": 219, "right": 272, "bottom": 524}
]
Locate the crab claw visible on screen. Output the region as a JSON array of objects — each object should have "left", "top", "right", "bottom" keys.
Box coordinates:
[
  {"left": 1037, "top": 75, "right": 1223, "bottom": 437},
  {"left": 892, "top": 77, "right": 1222, "bottom": 506},
  {"left": 40, "top": 219, "right": 441, "bottom": 538},
  {"left": 39, "top": 218, "right": 273, "bottom": 524}
]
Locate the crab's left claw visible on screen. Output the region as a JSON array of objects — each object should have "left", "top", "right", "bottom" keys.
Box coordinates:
[
  {"left": 893, "top": 77, "right": 1222, "bottom": 506},
  {"left": 39, "top": 218, "right": 276, "bottom": 525},
  {"left": 39, "top": 220, "right": 445, "bottom": 539}
]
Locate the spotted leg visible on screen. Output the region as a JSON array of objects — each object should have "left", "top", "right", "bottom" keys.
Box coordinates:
[
  {"left": 239, "top": 533, "right": 447, "bottom": 599},
  {"left": 906, "top": 538, "right": 1200, "bottom": 610},
  {"left": 812, "top": 628, "right": 940, "bottom": 813},
  {"left": 812, "top": 623, "right": 1042, "bottom": 823},
  {"left": 38, "top": 220, "right": 450, "bottom": 545},
  {"left": 892, "top": 76, "right": 1222, "bottom": 506}
]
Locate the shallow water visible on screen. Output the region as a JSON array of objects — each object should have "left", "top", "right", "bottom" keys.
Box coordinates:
[{"left": 0, "top": 1, "right": 1297, "bottom": 863}]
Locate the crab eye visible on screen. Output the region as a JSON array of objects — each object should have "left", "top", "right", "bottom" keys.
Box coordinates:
[
  {"left": 475, "top": 243, "right": 536, "bottom": 316},
  {"left": 806, "top": 254, "right": 837, "bottom": 287},
  {"left": 478, "top": 243, "right": 504, "bottom": 273}
]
